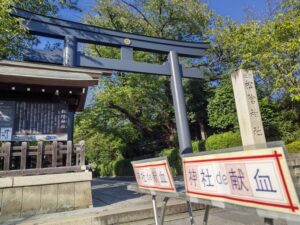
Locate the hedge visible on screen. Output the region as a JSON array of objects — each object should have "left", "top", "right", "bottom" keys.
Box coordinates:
[
  {"left": 192, "top": 140, "right": 205, "bottom": 152},
  {"left": 97, "top": 157, "right": 133, "bottom": 176},
  {"left": 113, "top": 158, "right": 134, "bottom": 176},
  {"left": 205, "top": 131, "right": 242, "bottom": 151},
  {"left": 286, "top": 140, "right": 300, "bottom": 153},
  {"left": 159, "top": 147, "right": 182, "bottom": 176},
  {"left": 159, "top": 140, "right": 205, "bottom": 176}
]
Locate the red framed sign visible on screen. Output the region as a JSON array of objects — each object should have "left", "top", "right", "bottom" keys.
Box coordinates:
[
  {"left": 132, "top": 158, "right": 176, "bottom": 192},
  {"left": 183, "top": 147, "right": 300, "bottom": 215}
]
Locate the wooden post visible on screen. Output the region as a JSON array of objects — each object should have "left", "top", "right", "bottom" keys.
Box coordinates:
[
  {"left": 52, "top": 141, "right": 58, "bottom": 167},
  {"left": 66, "top": 141, "right": 72, "bottom": 166},
  {"left": 20, "top": 142, "right": 27, "bottom": 170},
  {"left": 75, "top": 145, "right": 79, "bottom": 166},
  {"left": 79, "top": 140, "right": 85, "bottom": 166},
  {"left": 3, "top": 142, "right": 11, "bottom": 170},
  {"left": 231, "top": 69, "right": 272, "bottom": 225},
  {"left": 1, "top": 142, "right": 4, "bottom": 162},
  {"left": 37, "top": 141, "right": 43, "bottom": 168}
]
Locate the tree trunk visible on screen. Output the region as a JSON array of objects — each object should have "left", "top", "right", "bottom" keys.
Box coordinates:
[{"left": 199, "top": 121, "right": 207, "bottom": 140}]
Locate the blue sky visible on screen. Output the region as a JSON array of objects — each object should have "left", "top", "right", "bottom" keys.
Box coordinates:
[
  {"left": 55, "top": 0, "right": 270, "bottom": 106},
  {"left": 59, "top": 0, "right": 269, "bottom": 23},
  {"left": 207, "top": 0, "right": 268, "bottom": 21},
  {"left": 38, "top": 0, "right": 270, "bottom": 50}
]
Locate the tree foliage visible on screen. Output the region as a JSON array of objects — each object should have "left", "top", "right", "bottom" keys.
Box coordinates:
[
  {"left": 286, "top": 140, "right": 300, "bottom": 153},
  {"left": 0, "top": 0, "right": 26, "bottom": 58},
  {"left": 207, "top": 75, "right": 300, "bottom": 143},
  {"left": 207, "top": 75, "right": 238, "bottom": 131},
  {"left": 75, "top": 0, "right": 300, "bottom": 174},
  {"left": 0, "top": 0, "right": 79, "bottom": 58},
  {"left": 209, "top": 1, "right": 300, "bottom": 101},
  {"left": 207, "top": 0, "right": 300, "bottom": 144},
  {"left": 75, "top": 0, "right": 214, "bottom": 170},
  {"left": 85, "top": 0, "right": 212, "bottom": 39},
  {"left": 185, "top": 78, "right": 212, "bottom": 139}
]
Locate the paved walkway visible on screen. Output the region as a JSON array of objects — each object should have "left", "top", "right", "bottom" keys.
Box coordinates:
[
  {"left": 91, "top": 177, "right": 294, "bottom": 225},
  {"left": 164, "top": 209, "right": 290, "bottom": 225},
  {"left": 4, "top": 177, "right": 297, "bottom": 225},
  {"left": 92, "top": 177, "right": 141, "bottom": 207},
  {"left": 125, "top": 208, "right": 292, "bottom": 225}
]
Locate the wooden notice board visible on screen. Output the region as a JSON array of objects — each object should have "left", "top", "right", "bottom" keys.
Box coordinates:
[
  {"left": 132, "top": 158, "right": 176, "bottom": 192},
  {"left": 0, "top": 100, "right": 69, "bottom": 141},
  {"left": 182, "top": 147, "right": 300, "bottom": 215}
]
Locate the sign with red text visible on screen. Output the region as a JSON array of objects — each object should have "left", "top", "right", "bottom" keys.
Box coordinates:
[
  {"left": 132, "top": 159, "right": 176, "bottom": 192},
  {"left": 183, "top": 147, "right": 300, "bottom": 215}
]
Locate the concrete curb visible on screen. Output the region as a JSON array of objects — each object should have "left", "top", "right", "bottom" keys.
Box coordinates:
[{"left": 3, "top": 200, "right": 204, "bottom": 225}]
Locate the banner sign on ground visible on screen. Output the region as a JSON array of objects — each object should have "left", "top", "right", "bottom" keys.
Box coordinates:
[
  {"left": 183, "top": 147, "right": 300, "bottom": 215},
  {"left": 132, "top": 158, "right": 176, "bottom": 192}
]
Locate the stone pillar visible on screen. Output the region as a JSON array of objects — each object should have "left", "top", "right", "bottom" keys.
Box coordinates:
[
  {"left": 231, "top": 69, "right": 273, "bottom": 225},
  {"left": 231, "top": 69, "right": 266, "bottom": 149}
]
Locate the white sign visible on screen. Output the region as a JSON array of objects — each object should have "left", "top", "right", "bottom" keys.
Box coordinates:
[
  {"left": 12, "top": 133, "right": 68, "bottom": 141},
  {"left": 0, "top": 128, "right": 12, "bottom": 141},
  {"left": 183, "top": 147, "right": 300, "bottom": 215},
  {"left": 132, "top": 159, "right": 176, "bottom": 192}
]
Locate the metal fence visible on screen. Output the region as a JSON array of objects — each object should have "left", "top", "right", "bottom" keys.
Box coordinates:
[{"left": 0, "top": 141, "right": 85, "bottom": 177}]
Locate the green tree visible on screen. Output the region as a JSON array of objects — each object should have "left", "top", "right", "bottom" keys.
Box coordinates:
[
  {"left": 207, "top": 75, "right": 238, "bottom": 131},
  {"left": 209, "top": 1, "right": 300, "bottom": 101},
  {"left": 0, "top": 0, "right": 26, "bottom": 58},
  {"left": 185, "top": 78, "right": 212, "bottom": 140},
  {"left": 207, "top": 74, "right": 300, "bottom": 143},
  {"left": 207, "top": 0, "right": 300, "bottom": 144},
  {"left": 75, "top": 0, "right": 214, "bottom": 170},
  {"left": 75, "top": 74, "right": 171, "bottom": 159},
  {"left": 0, "top": 0, "right": 79, "bottom": 58}
]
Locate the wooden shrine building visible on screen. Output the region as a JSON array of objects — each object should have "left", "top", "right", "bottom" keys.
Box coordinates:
[
  {"left": 0, "top": 61, "right": 109, "bottom": 220},
  {"left": 0, "top": 60, "right": 108, "bottom": 143}
]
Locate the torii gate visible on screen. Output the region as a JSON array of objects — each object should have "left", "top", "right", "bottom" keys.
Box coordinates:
[
  {"left": 4, "top": 9, "right": 291, "bottom": 225},
  {"left": 12, "top": 8, "right": 209, "bottom": 155}
]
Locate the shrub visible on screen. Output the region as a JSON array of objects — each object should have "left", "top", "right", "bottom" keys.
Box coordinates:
[
  {"left": 113, "top": 157, "right": 134, "bottom": 176},
  {"left": 286, "top": 140, "right": 300, "bottom": 153},
  {"left": 97, "top": 162, "right": 114, "bottom": 176},
  {"left": 192, "top": 140, "right": 205, "bottom": 152},
  {"left": 205, "top": 131, "right": 242, "bottom": 151},
  {"left": 159, "top": 148, "right": 182, "bottom": 176},
  {"left": 97, "top": 157, "right": 134, "bottom": 176}
]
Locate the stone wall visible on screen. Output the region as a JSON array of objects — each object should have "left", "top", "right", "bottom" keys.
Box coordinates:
[
  {"left": 0, "top": 171, "right": 92, "bottom": 221},
  {"left": 287, "top": 152, "right": 300, "bottom": 194}
]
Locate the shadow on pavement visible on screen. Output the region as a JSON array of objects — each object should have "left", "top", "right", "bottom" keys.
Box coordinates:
[{"left": 91, "top": 177, "right": 142, "bottom": 207}]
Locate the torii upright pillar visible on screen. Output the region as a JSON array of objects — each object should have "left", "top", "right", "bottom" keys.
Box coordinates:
[{"left": 169, "top": 51, "right": 192, "bottom": 155}]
